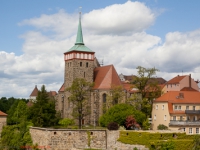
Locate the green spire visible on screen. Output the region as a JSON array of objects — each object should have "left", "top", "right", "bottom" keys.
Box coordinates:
[{"left": 75, "top": 12, "right": 84, "bottom": 45}]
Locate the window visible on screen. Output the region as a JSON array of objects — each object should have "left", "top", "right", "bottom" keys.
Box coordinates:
[
  {"left": 187, "top": 116, "right": 190, "bottom": 121},
  {"left": 156, "top": 105, "right": 158, "bottom": 110},
  {"left": 154, "top": 115, "right": 156, "bottom": 120},
  {"left": 86, "top": 62, "right": 88, "bottom": 67},
  {"left": 189, "top": 128, "right": 193, "bottom": 134},
  {"left": 162, "top": 105, "right": 164, "bottom": 110},
  {"left": 178, "top": 106, "right": 181, "bottom": 110},
  {"left": 174, "top": 105, "right": 178, "bottom": 110},
  {"left": 193, "top": 106, "right": 196, "bottom": 110},
  {"left": 183, "top": 128, "right": 185, "bottom": 132},
  {"left": 186, "top": 106, "right": 189, "bottom": 110},
  {"left": 84, "top": 72, "right": 85, "bottom": 78},
  {"left": 164, "top": 115, "right": 167, "bottom": 121},
  {"left": 173, "top": 116, "right": 176, "bottom": 121},
  {"left": 80, "top": 62, "right": 82, "bottom": 67},
  {"left": 196, "top": 128, "right": 199, "bottom": 134},
  {"left": 180, "top": 116, "right": 183, "bottom": 121}
]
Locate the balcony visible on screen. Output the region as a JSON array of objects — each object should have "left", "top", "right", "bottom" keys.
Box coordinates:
[
  {"left": 169, "top": 120, "right": 200, "bottom": 126},
  {"left": 185, "top": 110, "right": 200, "bottom": 114}
]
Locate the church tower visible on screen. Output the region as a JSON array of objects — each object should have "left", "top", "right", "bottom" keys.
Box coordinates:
[{"left": 64, "top": 12, "right": 95, "bottom": 88}]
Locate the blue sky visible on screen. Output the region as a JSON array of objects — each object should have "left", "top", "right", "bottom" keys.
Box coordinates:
[{"left": 1, "top": 0, "right": 200, "bottom": 98}]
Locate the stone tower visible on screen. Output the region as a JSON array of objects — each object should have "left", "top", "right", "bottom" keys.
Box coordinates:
[{"left": 64, "top": 12, "right": 95, "bottom": 89}]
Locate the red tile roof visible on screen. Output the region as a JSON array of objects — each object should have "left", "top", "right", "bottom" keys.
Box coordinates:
[
  {"left": 27, "top": 101, "right": 34, "bottom": 107},
  {"left": 30, "top": 85, "right": 39, "bottom": 96},
  {"left": 181, "top": 87, "right": 198, "bottom": 92},
  {"left": 0, "top": 110, "right": 7, "bottom": 116},
  {"left": 167, "top": 75, "right": 186, "bottom": 84},
  {"left": 58, "top": 83, "right": 64, "bottom": 92},
  {"left": 94, "top": 65, "right": 122, "bottom": 89},
  {"left": 154, "top": 91, "right": 200, "bottom": 104},
  {"left": 48, "top": 91, "right": 57, "bottom": 96}
]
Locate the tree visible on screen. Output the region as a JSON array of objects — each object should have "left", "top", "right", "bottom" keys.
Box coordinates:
[
  {"left": 66, "top": 78, "right": 93, "bottom": 129},
  {"left": 131, "top": 66, "right": 161, "bottom": 116},
  {"left": 104, "top": 85, "right": 125, "bottom": 112},
  {"left": 0, "top": 101, "right": 33, "bottom": 150},
  {"left": 58, "top": 118, "right": 75, "bottom": 128},
  {"left": 99, "top": 103, "right": 145, "bottom": 127},
  {"left": 29, "top": 85, "right": 58, "bottom": 127}
]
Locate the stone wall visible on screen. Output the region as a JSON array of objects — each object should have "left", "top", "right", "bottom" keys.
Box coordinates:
[{"left": 30, "top": 127, "right": 148, "bottom": 150}]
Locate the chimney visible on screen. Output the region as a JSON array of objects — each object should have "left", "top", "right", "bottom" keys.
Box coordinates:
[{"left": 189, "top": 74, "right": 191, "bottom": 89}]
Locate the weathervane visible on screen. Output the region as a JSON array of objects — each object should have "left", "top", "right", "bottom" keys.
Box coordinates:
[{"left": 79, "top": 6, "right": 82, "bottom": 19}]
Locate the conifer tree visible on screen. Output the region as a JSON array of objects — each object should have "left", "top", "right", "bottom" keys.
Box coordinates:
[{"left": 29, "top": 85, "right": 58, "bottom": 127}]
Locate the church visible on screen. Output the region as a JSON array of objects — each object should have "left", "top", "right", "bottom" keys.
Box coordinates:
[{"left": 55, "top": 12, "right": 123, "bottom": 125}]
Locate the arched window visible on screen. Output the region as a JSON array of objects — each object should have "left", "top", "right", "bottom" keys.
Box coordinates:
[{"left": 86, "top": 62, "right": 88, "bottom": 67}]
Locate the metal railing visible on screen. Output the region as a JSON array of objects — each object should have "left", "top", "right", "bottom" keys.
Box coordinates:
[{"left": 169, "top": 120, "right": 200, "bottom": 126}]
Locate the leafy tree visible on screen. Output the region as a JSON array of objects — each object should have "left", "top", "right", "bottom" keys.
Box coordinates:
[
  {"left": 131, "top": 66, "right": 161, "bottom": 116},
  {"left": 104, "top": 85, "right": 125, "bottom": 112},
  {"left": 29, "top": 85, "right": 58, "bottom": 127},
  {"left": 0, "top": 101, "right": 33, "bottom": 150},
  {"left": 99, "top": 103, "right": 145, "bottom": 127},
  {"left": 58, "top": 118, "right": 75, "bottom": 128},
  {"left": 142, "top": 117, "right": 150, "bottom": 130},
  {"left": 66, "top": 78, "right": 93, "bottom": 129}
]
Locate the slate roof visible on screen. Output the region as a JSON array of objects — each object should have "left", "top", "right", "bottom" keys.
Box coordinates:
[{"left": 93, "top": 65, "right": 122, "bottom": 89}]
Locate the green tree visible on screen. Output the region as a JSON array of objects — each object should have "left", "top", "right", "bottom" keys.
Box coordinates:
[
  {"left": 99, "top": 103, "right": 145, "bottom": 127},
  {"left": 0, "top": 101, "right": 33, "bottom": 150},
  {"left": 131, "top": 66, "right": 161, "bottom": 116},
  {"left": 66, "top": 78, "right": 93, "bottom": 129},
  {"left": 29, "top": 85, "right": 58, "bottom": 127},
  {"left": 104, "top": 85, "right": 125, "bottom": 112}
]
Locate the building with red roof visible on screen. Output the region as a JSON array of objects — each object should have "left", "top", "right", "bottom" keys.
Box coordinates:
[
  {"left": 0, "top": 110, "right": 7, "bottom": 134},
  {"left": 152, "top": 90, "right": 200, "bottom": 134}
]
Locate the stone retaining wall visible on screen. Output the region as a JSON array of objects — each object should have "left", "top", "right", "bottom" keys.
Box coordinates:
[{"left": 30, "top": 127, "right": 148, "bottom": 150}]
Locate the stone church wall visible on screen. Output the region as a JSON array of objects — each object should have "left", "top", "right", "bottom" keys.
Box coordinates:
[{"left": 30, "top": 127, "right": 148, "bottom": 150}]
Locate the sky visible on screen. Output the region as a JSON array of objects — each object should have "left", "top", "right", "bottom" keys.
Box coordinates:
[{"left": 1, "top": 0, "right": 200, "bottom": 98}]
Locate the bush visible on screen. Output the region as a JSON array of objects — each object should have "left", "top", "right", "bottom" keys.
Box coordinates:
[
  {"left": 99, "top": 103, "right": 145, "bottom": 127},
  {"left": 157, "top": 124, "right": 168, "bottom": 130},
  {"left": 58, "top": 118, "right": 75, "bottom": 127},
  {"left": 107, "top": 122, "right": 119, "bottom": 130}
]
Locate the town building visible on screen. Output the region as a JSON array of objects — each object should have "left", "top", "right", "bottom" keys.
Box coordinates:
[
  {"left": 0, "top": 110, "right": 7, "bottom": 134},
  {"left": 162, "top": 74, "right": 199, "bottom": 94},
  {"left": 152, "top": 90, "right": 200, "bottom": 134}
]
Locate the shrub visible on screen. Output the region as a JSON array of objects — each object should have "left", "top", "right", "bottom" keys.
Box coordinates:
[
  {"left": 125, "top": 115, "right": 140, "bottom": 130},
  {"left": 99, "top": 103, "right": 145, "bottom": 127},
  {"left": 157, "top": 124, "right": 168, "bottom": 130},
  {"left": 58, "top": 118, "right": 75, "bottom": 127},
  {"left": 107, "top": 122, "right": 119, "bottom": 130}
]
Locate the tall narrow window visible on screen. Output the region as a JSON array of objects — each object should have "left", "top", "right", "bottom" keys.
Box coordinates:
[
  {"left": 80, "top": 62, "right": 82, "bottom": 67},
  {"left": 189, "top": 128, "right": 193, "bottom": 134},
  {"left": 86, "top": 62, "right": 88, "bottom": 67},
  {"left": 186, "top": 106, "right": 189, "bottom": 110},
  {"left": 154, "top": 115, "right": 156, "bottom": 120},
  {"left": 173, "top": 116, "right": 176, "bottom": 121},
  {"left": 162, "top": 105, "right": 164, "bottom": 110},
  {"left": 164, "top": 115, "right": 167, "bottom": 121},
  {"left": 84, "top": 72, "right": 85, "bottom": 78},
  {"left": 180, "top": 116, "right": 183, "bottom": 121},
  {"left": 103, "top": 93, "right": 107, "bottom": 114},
  {"left": 196, "top": 128, "right": 199, "bottom": 134},
  {"left": 193, "top": 106, "right": 196, "bottom": 110}
]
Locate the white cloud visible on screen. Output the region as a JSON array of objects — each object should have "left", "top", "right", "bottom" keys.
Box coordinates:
[
  {"left": 1, "top": 1, "right": 200, "bottom": 98},
  {"left": 83, "top": 1, "right": 155, "bottom": 35}
]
